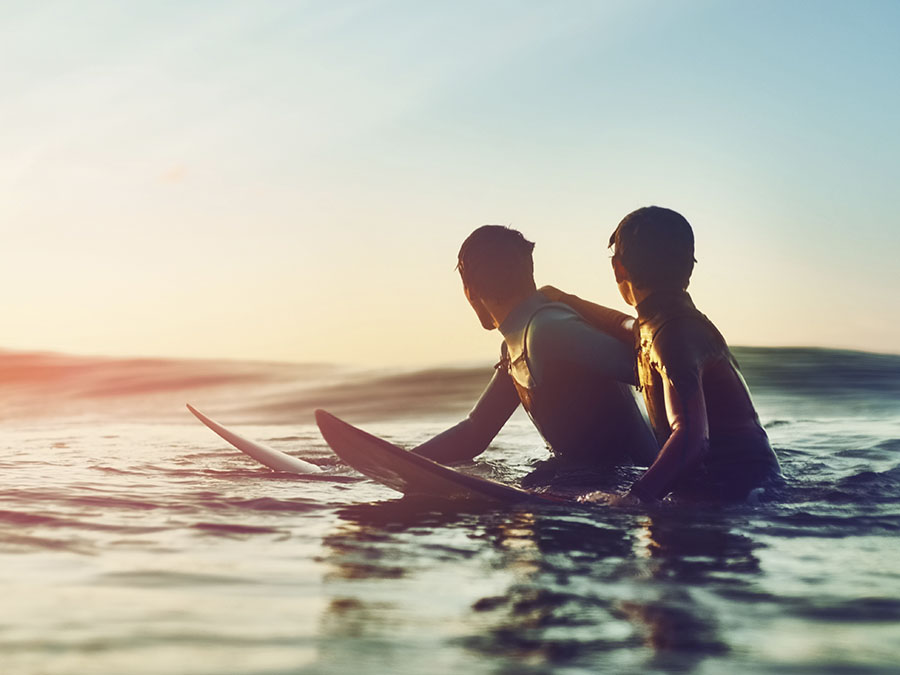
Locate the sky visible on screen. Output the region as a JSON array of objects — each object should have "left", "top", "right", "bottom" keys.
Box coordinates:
[{"left": 2, "top": 0, "right": 899, "bottom": 366}]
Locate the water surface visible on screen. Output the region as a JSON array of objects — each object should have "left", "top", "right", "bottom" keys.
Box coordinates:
[{"left": 1, "top": 347, "right": 898, "bottom": 674}]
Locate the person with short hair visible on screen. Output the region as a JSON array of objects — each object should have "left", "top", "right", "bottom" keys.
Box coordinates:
[
  {"left": 413, "top": 225, "right": 659, "bottom": 491},
  {"left": 548, "top": 207, "right": 781, "bottom": 503}
]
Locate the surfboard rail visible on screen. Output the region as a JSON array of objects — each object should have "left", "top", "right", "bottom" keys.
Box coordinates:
[
  {"left": 315, "top": 409, "right": 555, "bottom": 503},
  {"left": 187, "top": 404, "right": 322, "bottom": 474}
]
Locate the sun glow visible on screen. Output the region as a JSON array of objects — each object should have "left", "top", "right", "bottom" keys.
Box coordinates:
[{"left": 3, "top": 2, "right": 898, "bottom": 365}]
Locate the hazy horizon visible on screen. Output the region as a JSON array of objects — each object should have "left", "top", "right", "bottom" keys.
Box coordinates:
[{"left": 2, "top": 341, "right": 899, "bottom": 372}]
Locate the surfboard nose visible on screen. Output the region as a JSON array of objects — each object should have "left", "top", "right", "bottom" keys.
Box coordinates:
[
  {"left": 314, "top": 409, "right": 335, "bottom": 426},
  {"left": 188, "top": 403, "right": 321, "bottom": 474}
]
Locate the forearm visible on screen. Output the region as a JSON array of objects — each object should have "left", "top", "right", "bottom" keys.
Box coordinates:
[
  {"left": 530, "top": 309, "right": 637, "bottom": 385},
  {"left": 541, "top": 286, "right": 634, "bottom": 344},
  {"left": 628, "top": 427, "right": 702, "bottom": 500},
  {"left": 412, "top": 365, "right": 518, "bottom": 464},
  {"left": 411, "top": 417, "right": 491, "bottom": 464},
  {"left": 562, "top": 294, "right": 634, "bottom": 345}
]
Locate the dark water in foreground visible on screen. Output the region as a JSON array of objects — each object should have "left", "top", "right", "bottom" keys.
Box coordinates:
[{"left": 1, "top": 347, "right": 899, "bottom": 674}]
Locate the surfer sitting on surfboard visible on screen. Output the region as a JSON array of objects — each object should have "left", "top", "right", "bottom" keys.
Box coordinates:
[
  {"left": 545, "top": 207, "right": 781, "bottom": 503},
  {"left": 413, "top": 225, "right": 658, "bottom": 489}
]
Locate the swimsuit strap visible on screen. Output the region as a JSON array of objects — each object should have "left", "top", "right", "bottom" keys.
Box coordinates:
[
  {"left": 494, "top": 342, "right": 511, "bottom": 372},
  {"left": 517, "top": 303, "right": 566, "bottom": 384}
]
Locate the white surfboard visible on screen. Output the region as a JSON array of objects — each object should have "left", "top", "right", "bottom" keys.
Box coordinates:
[{"left": 187, "top": 404, "right": 322, "bottom": 474}]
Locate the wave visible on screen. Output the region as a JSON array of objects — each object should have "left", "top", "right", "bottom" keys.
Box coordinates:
[
  {"left": 735, "top": 347, "right": 900, "bottom": 417},
  {"left": 0, "top": 348, "right": 492, "bottom": 423},
  {"left": 2, "top": 346, "right": 898, "bottom": 424},
  {"left": 734, "top": 347, "right": 900, "bottom": 397}
]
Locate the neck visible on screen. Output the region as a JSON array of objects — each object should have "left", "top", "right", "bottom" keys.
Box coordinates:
[
  {"left": 630, "top": 285, "right": 655, "bottom": 306},
  {"left": 634, "top": 287, "right": 693, "bottom": 321},
  {"left": 484, "top": 288, "right": 537, "bottom": 328},
  {"left": 619, "top": 280, "right": 654, "bottom": 307}
]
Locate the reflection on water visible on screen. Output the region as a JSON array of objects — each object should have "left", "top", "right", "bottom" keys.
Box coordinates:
[
  {"left": 314, "top": 498, "right": 764, "bottom": 673},
  {"left": 623, "top": 512, "right": 758, "bottom": 670}
]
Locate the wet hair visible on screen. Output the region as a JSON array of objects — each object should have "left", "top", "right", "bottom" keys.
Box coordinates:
[
  {"left": 457, "top": 225, "right": 536, "bottom": 303},
  {"left": 609, "top": 206, "right": 696, "bottom": 290}
]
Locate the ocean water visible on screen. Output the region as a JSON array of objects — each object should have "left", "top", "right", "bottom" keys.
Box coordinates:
[{"left": 1, "top": 347, "right": 899, "bottom": 675}]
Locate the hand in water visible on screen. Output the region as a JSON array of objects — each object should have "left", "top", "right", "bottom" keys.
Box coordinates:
[
  {"left": 577, "top": 490, "right": 642, "bottom": 507},
  {"left": 606, "top": 491, "right": 644, "bottom": 507}
]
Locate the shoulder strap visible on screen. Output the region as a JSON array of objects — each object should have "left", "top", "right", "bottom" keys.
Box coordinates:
[{"left": 518, "top": 303, "right": 569, "bottom": 381}]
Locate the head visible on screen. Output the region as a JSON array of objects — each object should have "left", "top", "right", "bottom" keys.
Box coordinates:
[
  {"left": 608, "top": 206, "right": 696, "bottom": 305},
  {"left": 457, "top": 225, "right": 536, "bottom": 329}
]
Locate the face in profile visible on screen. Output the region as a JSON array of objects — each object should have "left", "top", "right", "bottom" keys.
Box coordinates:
[
  {"left": 463, "top": 282, "right": 496, "bottom": 330},
  {"left": 611, "top": 255, "right": 636, "bottom": 307}
]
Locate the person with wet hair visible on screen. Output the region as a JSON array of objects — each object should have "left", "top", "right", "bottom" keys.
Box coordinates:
[
  {"left": 548, "top": 207, "right": 781, "bottom": 503},
  {"left": 413, "top": 225, "right": 659, "bottom": 491}
]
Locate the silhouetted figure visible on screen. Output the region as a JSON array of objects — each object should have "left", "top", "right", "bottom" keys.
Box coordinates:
[
  {"left": 552, "top": 207, "right": 781, "bottom": 503},
  {"left": 413, "top": 226, "right": 658, "bottom": 489}
]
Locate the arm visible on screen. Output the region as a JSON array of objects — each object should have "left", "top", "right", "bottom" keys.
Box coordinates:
[
  {"left": 411, "top": 365, "right": 519, "bottom": 464},
  {"left": 628, "top": 374, "right": 708, "bottom": 501},
  {"left": 529, "top": 310, "right": 637, "bottom": 385},
  {"left": 540, "top": 285, "right": 635, "bottom": 345}
]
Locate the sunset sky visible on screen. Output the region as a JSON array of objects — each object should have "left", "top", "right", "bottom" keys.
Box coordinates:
[{"left": 3, "top": 1, "right": 899, "bottom": 366}]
